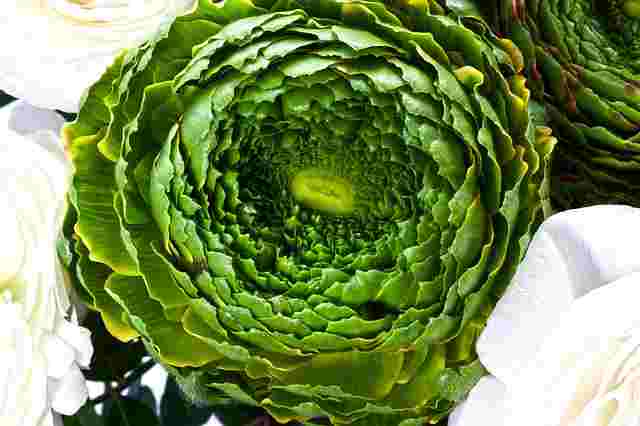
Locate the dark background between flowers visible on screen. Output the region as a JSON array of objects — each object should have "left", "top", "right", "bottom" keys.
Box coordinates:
[{"left": 0, "top": 91, "right": 450, "bottom": 426}]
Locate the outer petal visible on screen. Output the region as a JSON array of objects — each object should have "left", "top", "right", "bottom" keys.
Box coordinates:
[
  {"left": 43, "top": 333, "right": 76, "bottom": 380},
  {"left": 447, "top": 376, "right": 508, "bottom": 426},
  {"left": 504, "top": 271, "right": 640, "bottom": 426},
  {"left": 452, "top": 206, "right": 640, "bottom": 426},
  {"left": 55, "top": 318, "right": 94, "bottom": 369},
  {"left": 49, "top": 366, "right": 89, "bottom": 416},
  {"left": 0, "top": 1, "right": 197, "bottom": 112},
  {"left": 7, "top": 102, "right": 65, "bottom": 140},
  {"left": 0, "top": 103, "right": 94, "bottom": 424},
  {"left": 477, "top": 205, "right": 640, "bottom": 386},
  {"left": 0, "top": 196, "right": 24, "bottom": 284}
]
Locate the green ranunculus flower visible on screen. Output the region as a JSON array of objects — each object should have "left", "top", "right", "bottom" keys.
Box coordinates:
[
  {"left": 477, "top": 0, "right": 640, "bottom": 208},
  {"left": 61, "top": 1, "right": 555, "bottom": 424}
]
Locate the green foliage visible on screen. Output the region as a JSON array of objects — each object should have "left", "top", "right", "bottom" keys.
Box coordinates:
[
  {"left": 62, "top": 1, "right": 555, "bottom": 424},
  {"left": 82, "top": 312, "right": 148, "bottom": 382},
  {"left": 161, "top": 378, "right": 222, "bottom": 426},
  {"left": 106, "top": 397, "right": 161, "bottom": 426},
  {"left": 63, "top": 406, "right": 104, "bottom": 426}
]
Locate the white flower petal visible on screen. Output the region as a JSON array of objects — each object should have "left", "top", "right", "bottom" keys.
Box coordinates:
[
  {"left": 39, "top": 411, "right": 55, "bottom": 426},
  {"left": 7, "top": 102, "right": 65, "bottom": 140},
  {"left": 53, "top": 260, "right": 72, "bottom": 320},
  {"left": 50, "top": 366, "right": 89, "bottom": 416},
  {"left": 547, "top": 205, "right": 640, "bottom": 286},
  {"left": 43, "top": 334, "right": 75, "bottom": 379},
  {"left": 140, "top": 363, "right": 169, "bottom": 415},
  {"left": 0, "top": 199, "right": 25, "bottom": 284},
  {"left": 25, "top": 354, "right": 49, "bottom": 426},
  {"left": 0, "top": 354, "right": 12, "bottom": 414},
  {"left": 0, "top": 103, "right": 94, "bottom": 423},
  {"left": 86, "top": 381, "right": 106, "bottom": 401},
  {"left": 0, "top": 0, "right": 197, "bottom": 112},
  {"left": 55, "top": 318, "right": 94, "bottom": 368},
  {"left": 448, "top": 376, "right": 508, "bottom": 426},
  {"left": 458, "top": 206, "right": 640, "bottom": 425},
  {"left": 504, "top": 272, "right": 640, "bottom": 426},
  {"left": 476, "top": 223, "right": 574, "bottom": 387},
  {"left": 477, "top": 206, "right": 640, "bottom": 387}
]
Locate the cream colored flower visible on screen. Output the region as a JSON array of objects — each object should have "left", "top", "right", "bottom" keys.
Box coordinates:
[
  {"left": 449, "top": 205, "right": 640, "bottom": 426},
  {"left": 0, "top": 0, "right": 197, "bottom": 112},
  {"left": 0, "top": 102, "right": 94, "bottom": 426}
]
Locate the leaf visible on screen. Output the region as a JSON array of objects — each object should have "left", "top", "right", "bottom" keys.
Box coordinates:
[
  {"left": 82, "top": 312, "right": 147, "bottom": 382},
  {"left": 436, "top": 359, "right": 487, "bottom": 403},
  {"left": 126, "top": 382, "right": 158, "bottom": 416},
  {"left": 62, "top": 405, "right": 104, "bottom": 426},
  {"left": 214, "top": 404, "right": 269, "bottom": 426},
  {"left": 160, "top": 377, "right": 216, "bottom": 426},
  {"left": 106, "top": 396, "right": 160, "bottom": 426},
  {"left": 444, "top": 0, "right": 483, "bottom": 19}
]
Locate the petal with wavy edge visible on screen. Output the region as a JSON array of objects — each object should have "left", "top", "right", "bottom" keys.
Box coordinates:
[
  {"left": 50, "top": 365, "right": 88, "bottom": 416},
  {"left": 503, "top": 272, "right": 640, "bottom": 426},
  {"left": 0, "top": 1, "right": 197, "bottom": 112},
  {"left": 0, "top": 101, "right": 93, "bottom": 424},
  {"left": 447, "top": 376, "right": 508, "bottom": 426},
  {"left": 55, "top": 318, "right": 94, "bottom": 368},
  {"left": 7, "top": 102, "right": 65, "bottom": 139},
  {"left": 43, "top": 334, "right": 75, "bottom": 379},
  {"left": 452, "top": 206, "right": 640, "bottom": 426},
  {"left": 477, "top": 205, "right": 640, "bottom": 387}
]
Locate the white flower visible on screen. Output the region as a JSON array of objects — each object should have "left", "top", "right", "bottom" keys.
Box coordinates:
[
  {"left": 0, "top": 0, "right": 197, "bottom": 112},
  {"left": 0, "top": 102, "right": 94, "bottom": 426},
  {"left": 449, "top": 205, "right": 640, "bottom": 426}
]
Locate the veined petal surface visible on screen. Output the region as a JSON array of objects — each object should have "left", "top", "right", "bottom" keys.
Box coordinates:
[{"left": 0, "top": 102, "right": 93, "bottom": 425}]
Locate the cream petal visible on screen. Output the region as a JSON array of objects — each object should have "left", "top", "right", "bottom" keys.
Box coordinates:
[
  {"left": 0, "top": 0, "right": 196, "bottom": 112},
  {"left": 594, "top": 337, "right": 640, "bottom": 399},
  {"left": 86, "top": 381, "right": 106, "bottom": 400},
  {"left": 0, "top": 106, "right": 72, "bottom": 324},
  {"left": 55, "top": 318, "right": 94, "bottom": 368},
  {"left": 510, "top": 341, "right": 624, "bottom": 426},
  {"left": 50, "top": 365, "right": 88, "bottom": 415},
  {"left": 7, "top": 102, "right": 65, "bottom": 140},
  {"left": 0, "top": 353, "right": 14, "bottom": 415},
  {"left": 19, "top": 130, "right": 71, "bottom": 195},
  {"left": 447, "top": 376, "right": 508, "bottom": 426},
  {"left": 11, "top": 349, "right": 49, "bottom": 426},
  {"left": 0, "top": 200, "right": 24, "bottom": 285},
  {"left": 572, "top": 396, "right": 620, "bottom": 426},
  {"left": 463, "top": 207, "right": 640, "bottom": 426},
  {"left": 46, "top": 376, "right": 61, "bottom": 407},
  {"left": 12, "top": 128, "right": 73, "bottom": 319},
  {"left": 28, "top": 355, "right": 51, "bottom": 426},
  {"left": 40, "top": 410, "right": 56, "bottom": 426},
  {"left": 476, "top": 220, "right": 576, "bottom": 387},
  {"left": 20, "top": 246, "right": 57, "bottom": 331},
  {"left": 478, "top": 206, "right": 640, "bottom": 388},
  {"left": 43, "top": 334, "right": 75, "bottom": 379},
  {"left": 0, "top": 103, "right": 93, "bottom": 422},
  {"left": 505, "top": 273, "right": 640, "bottom": 426},
  {"left": 555, "top": 206, "right": 640, "bottom": 286}
]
